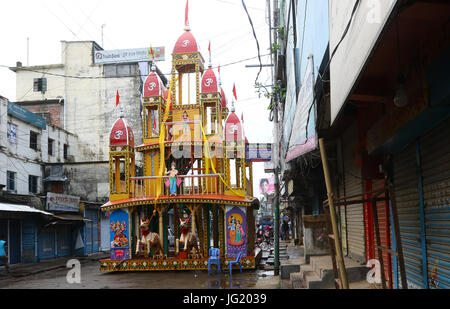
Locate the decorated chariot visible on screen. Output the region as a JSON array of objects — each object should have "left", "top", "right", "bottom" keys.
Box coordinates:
[{"left": 99, "top": 4, "right": 260, "bottom": 272}]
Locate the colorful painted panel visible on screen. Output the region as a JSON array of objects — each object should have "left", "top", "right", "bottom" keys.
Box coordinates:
[
  {"left": 226, "top": 206, "right": 247, "bottom": 259},
  {"left": 110, "top": 209, "right": 130, "bottom": 260}
]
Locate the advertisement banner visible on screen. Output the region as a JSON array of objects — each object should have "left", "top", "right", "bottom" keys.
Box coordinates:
[
  {"left": 46, "top": 192, "right": 80, "bottom": 212},
  {"left": 109, "top": 209, "right": 130, "bottom": 260},
  {"left": 259, "top": 177, "right": 275, "bottom": 195},
  {"left": 286, "top": 56, "right": 317, "bottom": 162},
  {"left": 246, "top": 143, "right": 272, "bottom": 162},
  {"left": 94, "top": 47, "right": 165, "bottom": 64},
  {"left": 226, "top": 206, "right": 247, "bottom": 259}
]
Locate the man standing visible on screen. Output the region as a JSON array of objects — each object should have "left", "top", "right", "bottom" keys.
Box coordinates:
[{"left": 0, "top": 235, "right": 9, "bottom": 274}]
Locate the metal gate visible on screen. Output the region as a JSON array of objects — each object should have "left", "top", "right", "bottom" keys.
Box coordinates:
[
  {"left": 420, "top": 117, "right": 450, "bottom": 289},
  {"left": 343, "top": 123, "right": 365, "bottom": 263},
  {"left": 394, "top": 142, "right": 424, "bottom": 289}
]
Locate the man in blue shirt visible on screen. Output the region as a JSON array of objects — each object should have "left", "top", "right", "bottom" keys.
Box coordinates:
[{"left": 0, "top": 234, "right": 9, "bottom": 273}]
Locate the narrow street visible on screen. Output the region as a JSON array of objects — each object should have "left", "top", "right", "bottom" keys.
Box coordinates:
[{"left": 0, "top": 259, "right": 279, "bottom": 289}]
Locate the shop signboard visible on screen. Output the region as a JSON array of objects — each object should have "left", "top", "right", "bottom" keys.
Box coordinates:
[{"left": 46, "top": 192, "right": 80, "bottom": 213}]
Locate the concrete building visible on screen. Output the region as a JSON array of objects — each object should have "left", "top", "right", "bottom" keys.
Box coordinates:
[{"left": 10, "top": 41, "right": 166, "bottom": 164}]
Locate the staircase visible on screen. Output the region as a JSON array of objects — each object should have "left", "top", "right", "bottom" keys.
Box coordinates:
[{"left": 290, "top": 255, "right": 368, "bottom": 289}]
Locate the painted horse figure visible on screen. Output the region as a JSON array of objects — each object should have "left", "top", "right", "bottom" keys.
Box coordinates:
[
  {"left": 176, "top": 217, "right": 201, "bottom": 259},
  {"left": 136, "top": 219, "right": 165, "bottom": 259}
]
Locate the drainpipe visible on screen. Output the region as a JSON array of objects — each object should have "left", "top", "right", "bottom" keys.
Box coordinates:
[{"left": 416, "top": 140, "right": 428, "bottom": 289}]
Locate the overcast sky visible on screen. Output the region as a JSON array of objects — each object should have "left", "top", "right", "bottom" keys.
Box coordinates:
[{"left": 0, "top": 0, "right": 274, "bottom": 197}]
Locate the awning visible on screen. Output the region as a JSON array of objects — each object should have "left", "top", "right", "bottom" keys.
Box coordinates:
[
  {"left": 0, "top": 202, "right": 54, "bottom": 217},
  {"left": 52, "top": 213, "right": 92, "bottom": 222}
]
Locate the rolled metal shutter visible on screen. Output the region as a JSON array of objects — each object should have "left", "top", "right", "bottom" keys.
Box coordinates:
[
  {"left": 22, "top": 220, "right": 37, "bottom": 263},
  {"left": 372, "top": 179, "right": 393, "bottom": 288},
  {"left": 420, "top": 117, "right": 450, "bottom": 289},
  {"left": 39, "top": 227, "right": 56, "bottom": 260},
  {"left": 57, "top": 225, "right": 72, "bottom": 257},
  {"left": 394, "top": 142, "right": 424, "bottom": 289},
  {"left": 343, "top": 124, "right": 365, "bottom": 263}
]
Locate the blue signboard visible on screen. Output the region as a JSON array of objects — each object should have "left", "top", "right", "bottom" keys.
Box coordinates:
[
  {"left": 246, "top": 143, "right": 272, "bottom": 162},
  {"left": 7, "top": 101, "right": 46, "bottom": 129}
]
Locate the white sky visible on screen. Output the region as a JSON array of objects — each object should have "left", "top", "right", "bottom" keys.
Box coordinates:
[{"left": 0, "top": 0, "right": 274, "bottom": 197}]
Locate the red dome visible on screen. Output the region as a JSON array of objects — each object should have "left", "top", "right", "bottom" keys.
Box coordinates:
[
  {"left": 201, "top": 68, "right": 218, "bottom": 93},
  {"left": 143, "top": 71, "right": 165, "bottom": 98},
  {"left": 109, "top": 117, "right": 135, "bottom": 147},
  {"left": 224, "top": 112, "right": 243, "bottom": 142},
  {"left": 220, "top": 87, "right": 227, "bottom": 109},
  {"left": 173, "top": 30, "right": 199, "bottom": 54}
]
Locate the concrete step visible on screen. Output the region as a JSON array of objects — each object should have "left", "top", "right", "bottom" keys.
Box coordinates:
[
  {"left": 290, "top": 272, "right": 305, "bottom": 289},
  {"left": 280, "top": 264, "right": 300, "bottom": 279},
  {"left": 291, "top": 256, "right": 369, "bottom": 289}
]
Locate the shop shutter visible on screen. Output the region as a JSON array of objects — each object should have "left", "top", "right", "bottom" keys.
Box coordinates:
[
  {"left": 85, "top": 209, "right": 99, "bottom": 254},
  {"left": 9, "top": 220, "right": 21, "bottom": 264},
  {"left": 39, "top": 227, "right": 56, "bottom": 260},
  {"left": 372, "top": 179, "right": 393, "bottom": 288},
  {"left": 57, "top": 225, "right": 72, "bottom": 257},
  {"left": 343, "top": 124, "right": 365, "bottom": 263},
  {"left": 22, "top": 220, "right": 37, "bottom": 263},
  {"left": 394, "top": 142, "right": 424, "bottom": 289},
  {"left": 420, "top": 117, "right": 450, "bottom": 289}
]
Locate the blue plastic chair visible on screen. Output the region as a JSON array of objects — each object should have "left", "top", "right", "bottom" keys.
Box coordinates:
[
  {"left": 208, "top": 248, "right": 220, "bottom": 274},
  {"left": 229, "top": 252, "right": 243, "bottom": 275}
]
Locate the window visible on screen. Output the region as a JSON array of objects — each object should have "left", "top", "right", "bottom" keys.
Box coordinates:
[
  {"left": 104, "top": 64, "right": 137, "bottom": 78},
  {"left": 29, "top": 175, "right": 38, "bottom": 194},
  {"left": 63, "top": 144, "right": 68, "bottom": 160},
  {"left": 30, "top": 131, "right": 39, "bottom": 150},
  {"left": 7, "top": 123, "right": 17, "bottom": 143},
  {"left": 33, "top": 78, "right": 47, "bottom": 93},
  {"left": 7, "top": 171, "right": 16, "bottom": 192},
  {"left": 48, "top": 138, "right": 54, "bottom": 156}
]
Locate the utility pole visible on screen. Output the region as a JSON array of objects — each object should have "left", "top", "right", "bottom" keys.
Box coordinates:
[{"left": 268, "top": 0, "right": 281, "bottom": 276}]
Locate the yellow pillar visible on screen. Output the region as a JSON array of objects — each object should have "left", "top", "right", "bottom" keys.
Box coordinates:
[{"left": 115, "top": 157, "right": 121, "bottom": 192}]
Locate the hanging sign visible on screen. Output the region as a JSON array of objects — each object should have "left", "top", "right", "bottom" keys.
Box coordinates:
[
  {"left": 94, "top": 47, "right": 165, "bottom": 64},
  {"left": 286, "top": 56, "right": 317, "bottom": 162}
]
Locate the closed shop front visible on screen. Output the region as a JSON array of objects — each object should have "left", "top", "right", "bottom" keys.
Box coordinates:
[
  {"left": 85, "top": 208, "right": 99, "bottom": 254},
  {"left": 394, "top": 141, "right": 424, "bottom": 288},
  {"left": 420, "top": 117, "right": 450, "bottom": 289},
  {"left": 57, "top": 225, "right": 72, "bottom": 257},
  {"left": 22, "top": 220, "right": 37, "bottom": 263},
  {"left": 39, "top": 227, "right": 56, "bottom": 260},
  {"left": 342, "top": 123, "right": 365, "bottom": 263}
]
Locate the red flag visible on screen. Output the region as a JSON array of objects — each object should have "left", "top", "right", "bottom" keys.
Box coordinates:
[
  {"left": 185, "top": 0, "right": 189, "bottom": 28},
  {"left": 232, "top": 83, "right": 237, "bottom": 101},
  {"left": 116, "top": 90, "right": 120, "bottom": 107},
  {"left": 208, "top": 40, "right": 211, "bottom": 59},
  {"left": 150, "top": 46, "right": 155, "bottom": 60},
  {"left": 218, "top": 64, "right": 221, "bottom": 75}
]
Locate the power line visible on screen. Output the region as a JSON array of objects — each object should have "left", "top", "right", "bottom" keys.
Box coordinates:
[{"left": 241, "top": 0, "right": 263, "bottom": 85}]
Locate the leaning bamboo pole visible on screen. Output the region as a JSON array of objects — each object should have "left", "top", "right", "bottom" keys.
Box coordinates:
[{"left": 319, "top": 138, "right": 349, "bottom": 289}]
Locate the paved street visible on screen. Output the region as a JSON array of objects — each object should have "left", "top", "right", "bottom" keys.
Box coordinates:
[{"left": 0, "top": 257, "right": 280, "bottom": 289}]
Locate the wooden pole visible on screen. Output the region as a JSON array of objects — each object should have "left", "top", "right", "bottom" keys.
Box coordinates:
[{"left": 319, "top": 138, "right": 349, "bottom": 289}]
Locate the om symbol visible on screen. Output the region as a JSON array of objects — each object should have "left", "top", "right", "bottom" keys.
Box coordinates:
[
  {"left": 204, "top": 78, "right": 214, "bottom": 87},
  {"left": 182, "top": 40, "right": 190, "bottom": 47},
  {"left": 113, "top": 130, "right": 124, "bottom": 140},
  {"left": 148, "top": 82, "right": 157, "bottom": 91}
]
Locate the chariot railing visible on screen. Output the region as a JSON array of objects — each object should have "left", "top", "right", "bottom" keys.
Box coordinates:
[{"left": 130, "top": 174, "right": 224, "bottom": 198}]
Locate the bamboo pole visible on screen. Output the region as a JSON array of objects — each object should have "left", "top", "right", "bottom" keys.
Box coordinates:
[{"left": 319, "top": 138, "right": 349, "bottom": 289}]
